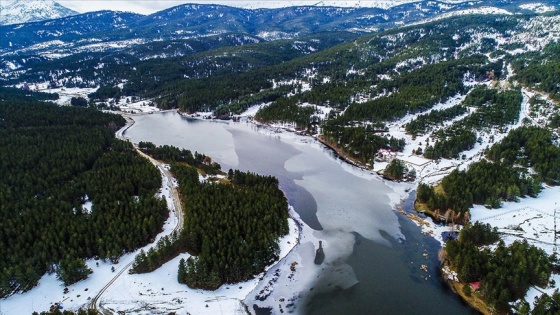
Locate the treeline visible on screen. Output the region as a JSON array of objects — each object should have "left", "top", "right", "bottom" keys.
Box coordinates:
[
  {"left": 255, "top": 97, "right": 315, "bottom": 129},
  {"left": 88, "top": 84, "right": 122, "bottom": 101},
  {"left": 173, "top": 72, "right": 274, "bottom": 112},
  {"left": 417, "top": 160, "right": 541, "bottom": 214},
  {"left": 445, "top": 223, "right": 551, "bottom": 311},
  {"left": 0, "top": 94, "right": 124, "bottom": 130},
  {"left": 342, "top": 56, "right": 493, "bottom": 122},
  {"left": 0, "top": 89, "right": 167, "bottom": 296},
  {"left": 138, "top": 141, "right": 221, "bottom": 174},
  {"left": 56, "top": 258, "right": 92, "bottom": 286},
  {"left": 0, "top": 86, "right": 59, "bottom": 102},
  {"left": 486, "top": 126, "right": 560, "bottom": 185},
  {"left": 214, "top": 85, "right": 292, "bottom": 116},
  {"left": 322, "top": 123, "right": 405, "bottom": 165},
  {"left": 295, "top": 78, "right": 371, "bottom": 110},
  {"left": 513, "top": 42, "right": 560, "bottom": 100},
  {"left": 527, "top": 290, "right": 560, "bottom": 314},
  {"left": 131, "top": 232, "right": 183, "bottom": 274},
  {"left": 405, "top": 105, "right": 468, "bottom": 136},
  {"left": 424, "top": 88, "right": 522, "bottom": 159},
  {"left": 384, "top": 159, "right": 415, "bottom": 181}
]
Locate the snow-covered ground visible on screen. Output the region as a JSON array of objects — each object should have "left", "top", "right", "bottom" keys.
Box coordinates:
[
  {"left": 413, "top": 6, "right": 514, "bottom": 26},
  {"left": 12, "top": 82, "right": 98, "bottom": 106},
  {"left": 117, "top": 97, "right": 160, "bottom": 114},
  {"left": 247, "top": 209, "right": 359, "bottom": 315},
  {"left": 470, "top": 186, "right": 560, "bottom": 256},
  {"left": 470, "top": 185, "right": 560, "bottom": 307},
  {"left": 101, "top": 215, "right": 299, "bottom": 315},
  {"left": 240, "top": 103, "right": 268, "bottom": 117},
  {"left": 519, "top": 3, "right": 557, "bottom": 13},
  {"left": 525, "top": 272, "right": 560, "bottom": 306}
]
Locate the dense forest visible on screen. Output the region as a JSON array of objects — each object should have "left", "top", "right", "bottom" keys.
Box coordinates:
[
  {"left": 383, "top": 159, "right": 415, "bottom": 181},
  {"left": 138, "top": 141, "right": 221, "bottom": 174},
  {"left": 525, "top": 290, "right": 560, "bottom": 315},
  {"left": 486, "top": 126, "right": 560, "bottom": 185},
  {"left": 178, "top": 167, "right": 289, "bottom": 290},
  {"left": 0, "top": 89, "right": 167, "bottom": 297},
  {"left": 513, "top": 42, "right": 560, "bottom": 101},
  {"left": 342, "top": 56, "right": 490, "bottom": 122},
  {"left": 417, "top": 160, "right": 541, "bottom": 214},
  {"left": 130, "top": 144, "right": 290, "bottom": 290},
  {"left": 255, "top": 96, "right": 316, "bottom": 129},
  {"left": 424, "top": 88, "right": 522, "bottom": 160},
  {"left": 131, "top": 231, "right": 184, "bottom": 274},
  {"left": 445, "top": 222, "right": 551, "bottom": 311},
  {"left": 405, "top": 104, "right": 468, "bottom": 136},
  {"left": 321, "top": 123, "right": 405, "bottom": 165}
]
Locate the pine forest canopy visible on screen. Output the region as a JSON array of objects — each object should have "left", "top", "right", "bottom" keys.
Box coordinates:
[
  {"left": 0, "top": 88, "right": 167, "bottom": 296},
  {"left": 130, "top": 143, "right": 290, "bottom": 290}
]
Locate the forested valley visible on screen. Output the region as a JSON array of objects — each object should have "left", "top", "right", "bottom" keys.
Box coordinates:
[
  {"left": 0, "top": 89, "right": 167, "bottom": 296},
  {"left": 1, "top": 6, "right": 560, "bottom": 314}
]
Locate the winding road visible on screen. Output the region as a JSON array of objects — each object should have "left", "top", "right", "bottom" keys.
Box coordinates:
[{"left": 89, "top": 115, "right": 184, "bottom": 314}]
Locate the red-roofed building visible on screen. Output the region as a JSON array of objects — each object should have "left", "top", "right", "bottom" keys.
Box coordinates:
[{"left": 470, "top": 281, "right": 481, "bottom": 291}]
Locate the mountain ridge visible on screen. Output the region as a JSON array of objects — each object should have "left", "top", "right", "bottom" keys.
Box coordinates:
[
  {"left": 0, "top": 0, "right": 78, "bottom": 25},
  {"left": 3, "top": 0, "right": 557, "bottom": 54}
]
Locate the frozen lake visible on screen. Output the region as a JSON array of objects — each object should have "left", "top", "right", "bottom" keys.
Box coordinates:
[{"left": 125, "top": 111, "right": 475, "bottom": 314}]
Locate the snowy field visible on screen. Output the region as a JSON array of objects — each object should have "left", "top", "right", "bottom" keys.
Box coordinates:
[
  {"left": 1, "top": 215, "right": 299, "bottom": 314},
  {"left": 470, "top": 185, "right": 560, "bottom": 307},
  {"left": 117, "top": 98, "right": 160, "bottom": 114},
  {"left": 471, "top": 186, "right": 560, "bottom": 256}
]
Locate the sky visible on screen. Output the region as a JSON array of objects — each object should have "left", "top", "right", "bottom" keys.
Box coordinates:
[{"left": 51, "top": 0, "right": 432, "bottom": 15}]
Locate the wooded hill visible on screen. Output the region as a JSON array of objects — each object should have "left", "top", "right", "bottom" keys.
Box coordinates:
[
  {"left": 130, "top": 143, "right": 290, "bottom": 290},
  {"left": 0, "top": 89, "right": 167, "bottom": 296}
]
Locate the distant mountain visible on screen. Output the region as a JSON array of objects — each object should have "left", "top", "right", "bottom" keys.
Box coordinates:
[
  {"left": 0, "top": 0, "right": 557, "bottom": 54},
  {"left": 0, "top": 0, "right": 78, "bottom": 25},
  {"left": 0, "top": 10, "right": 143, "bottom": 50}
]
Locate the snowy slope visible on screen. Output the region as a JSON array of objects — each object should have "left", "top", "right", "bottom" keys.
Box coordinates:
[{"left": 0, "top": 0, "right": 78, "bottom": 25}]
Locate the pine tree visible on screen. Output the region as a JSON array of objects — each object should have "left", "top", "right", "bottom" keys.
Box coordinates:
[{"left": 178, "top": 258, "right": 187, "bottom": 283}]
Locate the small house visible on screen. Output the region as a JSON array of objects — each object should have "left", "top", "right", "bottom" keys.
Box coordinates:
[{"left": 469, "top": 281, "right": 481, "bottom": 291}]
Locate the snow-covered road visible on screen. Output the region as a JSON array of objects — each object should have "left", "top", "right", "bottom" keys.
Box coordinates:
[{"left": 89, "top": 115, "right": 186, "bottom": 312}]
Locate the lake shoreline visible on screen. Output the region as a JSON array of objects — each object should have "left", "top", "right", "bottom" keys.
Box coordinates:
[
  {"left": 120, "top": 110, "right": 478, "bottom": 315},
  {"left": 121, "top": 112, "right": 304, "bottom": 314}
]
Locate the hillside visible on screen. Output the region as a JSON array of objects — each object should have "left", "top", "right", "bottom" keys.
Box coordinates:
[
  {"left": 1, "top": 0, "right": 557, "bottom": 54},
  {"left": 1, "top": 2, "right": 560, "bottom": 314}
]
